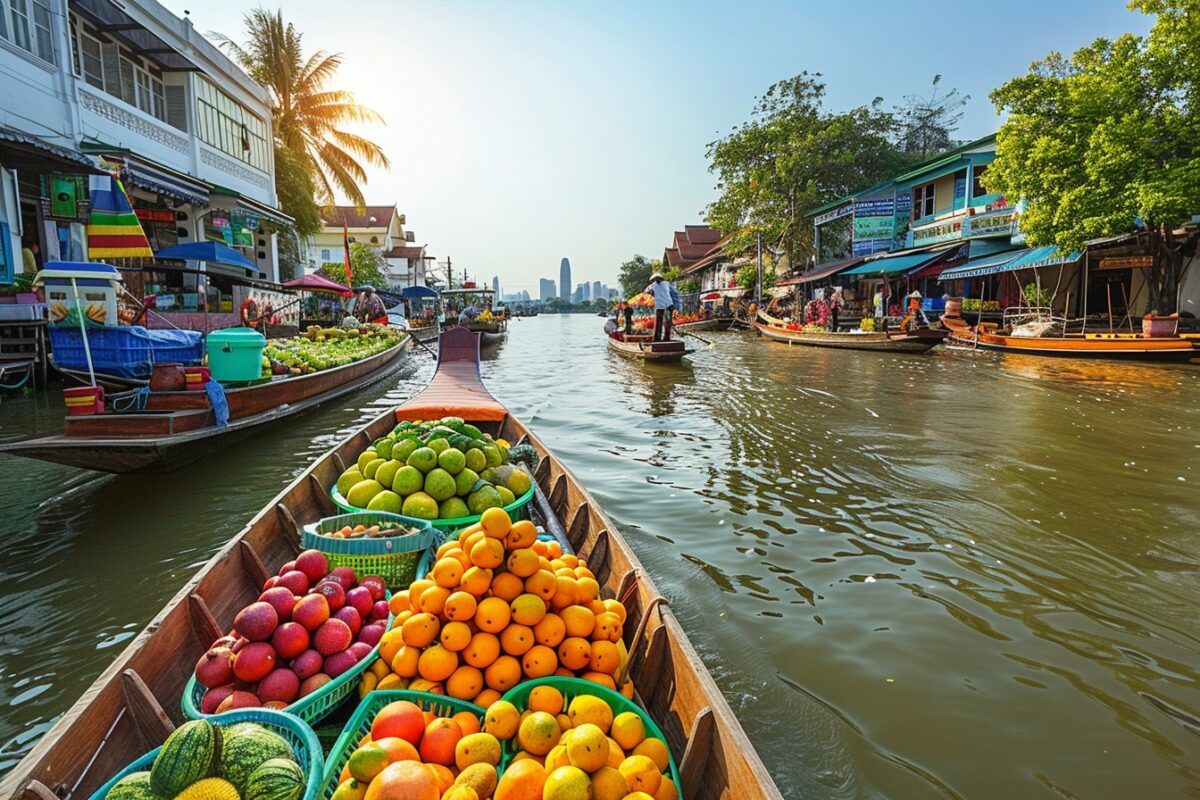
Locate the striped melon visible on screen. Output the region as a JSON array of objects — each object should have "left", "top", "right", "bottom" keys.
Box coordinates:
[
  {"left": 217, "top": 725, "right": 293, "bottom": 792},
  {"left": 150, "top": 720, "right": 218, "bottom": 797},
  {"left": 173, "top": 778, "right": 240, "bottom": 800},
  {"left": 104, "top": 771, "right": 159, "bottom": 800},
  {"left": 244, "top": 759, "right": 304, "bottom": 800}
]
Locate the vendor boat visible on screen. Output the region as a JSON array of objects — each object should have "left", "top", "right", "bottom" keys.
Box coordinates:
[
  {"left": 606, "top": 331, "right": 692, "bottom": 361},
  {"left": 0, "top": 335, "right": 412, "bottom": 473},
  {"left": 940, "top": 309, "right": 1198, "bottom": 361},
  {"left": 754, "top": 310, "right": 946, "bottom": 353},
  {"left": 0, "top": 326, "right": 782, "bottom": 800},
  {"left": 439, "top": 286, "right": 507, "bottom": 343},
  {"left": 673, "top": 317, "right": 721, "bottom": 333}
]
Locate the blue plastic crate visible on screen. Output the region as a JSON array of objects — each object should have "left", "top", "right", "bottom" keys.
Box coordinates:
[
  {"left": 50, "top": 326, "right": 204, "bottom": 379},
  {"left": 922, "top": 297, "right": 946, "bottom": 312}
]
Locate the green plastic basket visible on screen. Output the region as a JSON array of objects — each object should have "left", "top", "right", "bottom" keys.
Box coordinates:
[
  {"left": 182, "top": 596, "right": 393, "bottom": 727},
  {"left": 87, "top": 708, "right": 324, "bottom": 800},
  {"left": 498, "top": 677, "right": 682, "bottom": 799},
  {"left": 320, "top": 690, "right": 485, "bottom": 798},
  {"left": 329, "top": 484, "right": 536, "bottom": 534},
  {"left": 302, "top": 512, "right": 442, "bottom": 590}
]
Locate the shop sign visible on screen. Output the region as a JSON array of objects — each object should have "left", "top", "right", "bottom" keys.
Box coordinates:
[
  {"left": 962, "top": 209, "right": 1017, "bottom": 239},
  {"left": 814, "top": 203, "right": 853, "bottom": 226},
  {"left": 1098, "top": 256, "right": 1153, "bottom": 270},
  {"left": 231, "top": 210, "right": 261, "bottom": 232},
  {"left": 135, "top": 208, "right": 176, "bottom": 223},
  {"left": 854, "top": 198, "right": 896, "bottom": 243},
  {"left": 912, "top": 216, "right": 963, "bottom": 247},
  {"left": 852, "top": 239, "right": 891, "bottom": 257},
  {"left": 41, "top": 174, "right": 88, "bottom": 221},
  {"left": 211, "top": 211, "right": 230, "bottom": 228}
]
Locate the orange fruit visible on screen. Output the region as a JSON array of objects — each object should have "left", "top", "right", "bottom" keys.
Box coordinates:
[
  {"left": 440, "top": 620, "right": 472, "bottom": 652},
  {"left": 444, "top": 591, "right": 478, "bottom": 622},
  {"left": 548, "top": 577, "right": 578, "bottom": 611},
  {"left": 480, "top": 507, "right": 511, "bottom": 538},
  {"left": 575, "top": 577, "right": 600, "bottom": 604},
  {"left": 506, "top": 548, "right": 540, "bottom": 578},
  {"left": 560, "top": 606, "right": 595, "bottom": 639},
  {"left": 510, "top": 593, "right": 547, "bottom": 626},
  {"left": 463, "top": 631, "right": 501, "bottom": 668},
  {"left": 401, "top": 613, "right": 440, "bottom": 648},
  {"left": 417, "top": 645, "right": 458, "bottom": 682},
  {"left": 418, "top": 717, "right": 463, "bottom": 766},
  {"left": 554, "top": 666, "right": 574, "bottom": 677},
  {"left": 521, "top": 644, "right": 557, "bottom": 678},
  {"left": 474, "top": 597, "right": 511, "bottom": 633},
  {"left": 556, "top": 637, "right": 591, "bottom": 671},
  {"left": 588, "top": 599, "right": 608, "bottom": 617},
  {"left": 653, "top": 776, "right": 677, "bottom": 800},
  {"left": 373, "top": 735, "right": 421, "bottom": 764},
  {"left": 483, "top": 699, "right": 520, "bottom": 739},
  {"left": 493, "top": 759, "right": 547, "bottom": 800},
  {"left": 593, "top": 612, "right": 622, "bottom": 643},
  {"left": 618, "top": 755, "right": 661, "bottom": 795},
  {"left": 460, "top": 530, "right": 486, "bottom": 556},
  {"left": 506, "top": 519, "right": 538, "bottom": 549},
  {"left": 484, "top": 654, "right": 522, "bottom": 692},
  {"left": 610, "top": 712, "right": 645, "bottom": 752},
  {"left": 408, "top": 678, "right": 443, "bottom": 694},
  {"left": 446, "top": 548, "right": 472, "bottom": 572},
  {"left": 580, "top": 671, "right": 617, "bottom": 690},
  {"left": 632, "top": 738, "right": 669, "bottom": 772},
  {"left": 474, "top": 688, "right": 501, "bottom": 708},
  {"left": 528, "top": 685, "right": 564, "bottom": 715},
  {"left": 363, "top": 761, "right": 440, "bottom": 800},
  {"left": 489, "top": 572, "right": 524, "bottom": 602},
  {"left": 589, "top": 640, "right": 620, "bottom": 675},
  {"left": 388, "top": 591, "right": 410, "bottom": 617},
  {"left": 556, "top": 713, "right": 572, "bottom": 731},
  {"left": 418, "top": 586, "right": 451, "bottom": 617},
  {"left": 533, "top": 613, "right": 566, "bottom": 647},
  {"left": 565, "top": 722, "right": 608, "bottom": 772},
  {"left": 445, "top": 665, "right": 484, "bottom": 700},
  {"left": 567, "top": 695, "right": 614, "bottom": 732},
  {"left": 379, "top": 628, "right": 404, "bottom": 665},
  {"left": 391, "top": 645, "right": 420, "bottom": 678},
  {"left": 452, "top": 710, "right": 481, "bottom": 736},
  {"left": 371, "top": 700, "right": 427, "bottom": 745},
  {"left": 426, "top": 763, "right": 455, "bottom": 794},
  {"left": 470, "top": 537, "right": 505, "bottom": 569},
  {"left": 544, "top": 744, "right": 570, "bottom": 771},
  {"left": 460, "top": 566, "right": 492, "bottom": 597},
  {"left": 432, "top": 557, "right": 463, "bottom": 589},
  {"left": 545, "top": 541, "right": 563, "bottom": 559},
  {"left": 524, "top": 569, "right": 557, "bottom": 602},
  {"left": 517, "top": 711, "right": 561, "bottom": 756},
  {"left": 499, "top": 623, "right": 535, "bottom": 656},
  {"left": 619, "top": 680, "right": 634, "bottom": 700},
  {"left": 390, "top": 609, "right": 411, "bottom": 630},
  {"left": 591, "top": 766, "right": 629, "bottom": 800}
]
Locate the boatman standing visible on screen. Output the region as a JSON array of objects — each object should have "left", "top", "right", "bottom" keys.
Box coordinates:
[{"left": 645, "top": 273, "right": 674, "bottom": 342}]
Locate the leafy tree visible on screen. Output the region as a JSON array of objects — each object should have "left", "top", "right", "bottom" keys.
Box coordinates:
[
  {"left": 986, "top": 1, "right": 1200, "bottom": 314},
  {"left": 215, "top": 10, "right": 389, "bottom": 206},
  {"left": 273, "top": 144, "right": 322, "bottom": 237},
  {"left": 590, "top": 297, "right": 610, "bottom": 312},
  {"left": 706, "top": 73, "right": 908, "bottom": 274},
  {"left": 677, "top": 278, "right": 700, "bottom": 294},
  {"left": 735, "top": 262, "right": 776, "bottom": 291},
  {"left": 618, "top": 254, "right": 657, "bottom": 298},
  {"left": 894, "top": 75, "right": 969, "bottom": 160},
  {"left": 319, "top": 242, "right": 387, "bottom": 289}
]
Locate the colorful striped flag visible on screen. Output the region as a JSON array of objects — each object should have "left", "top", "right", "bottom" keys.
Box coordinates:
[{"left": 87, "top": 168, "right": 153, "bottom": 259}]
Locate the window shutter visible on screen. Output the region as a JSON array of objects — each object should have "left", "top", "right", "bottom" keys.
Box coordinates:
[
  {"left": 164, "top": 84, "right": 187, "bottom": 131},
  {"left": 100, "top": 43, "right": 122, "bottom": 97},
  {"left": 118, "top": 58, "right": 135, "bottom": 105}
]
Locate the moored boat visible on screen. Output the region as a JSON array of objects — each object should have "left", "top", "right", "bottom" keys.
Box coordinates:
[
  {"left": 754, "top": 311, "right": 946, "bottom": 353},
  {"left": 673, "top": 317, "right": 721, "bottom": 333},
  {"left": 0, "top": 326, "right": 781, "bottom": 800},
  {"left": 439, "top": 286, "right": 507, "bottom": 343},
  {"left": 940, "top": 310, "right": 1198, "bottom": 361},
  {"left": 0, "top": 335, "right": 412, "bottom": 473},
  {"left": 606, "top": 332, "right": 692, "bottom": 361}
]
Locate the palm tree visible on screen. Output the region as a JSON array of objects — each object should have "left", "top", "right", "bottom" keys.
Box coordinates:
[{"left": 214, "top": 9, "right": 389, "bottom": 208}]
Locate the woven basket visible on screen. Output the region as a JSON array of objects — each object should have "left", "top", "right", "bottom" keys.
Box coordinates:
[{"left": 302, "top": 512, "right": 441, "bottom": 590}]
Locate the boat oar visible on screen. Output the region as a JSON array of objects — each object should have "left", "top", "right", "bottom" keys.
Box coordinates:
[
  {"left": 410, "top": 334, "right": 438, "bottom": 359},
  {"left": 678, "top": 330, "right": 715, "bottom": 348}
]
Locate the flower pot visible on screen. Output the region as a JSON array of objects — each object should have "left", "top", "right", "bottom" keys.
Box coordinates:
[{"left": 1142, "top": 314, "right": 1178, "bottom": 338}]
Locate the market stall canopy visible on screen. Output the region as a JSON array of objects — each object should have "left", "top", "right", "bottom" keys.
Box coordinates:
[
  {"left": 401, "top": 285, "right": 439, "bottom": 299},
  {"left": 779, "top": 256, "right": 865, "bottom": 285},
  {"left": 155, "top": 241, "right": 256, "bottom": 272},
  {"left": 938, "top": 249, "right": 1028, "bottom": 281},
  {"left": 33, "top": 261, "right": 123, "bottom": 284},
  {"left": 700, "top": 292, "right": 721, "bottom": 301},
  {"left": 842, "top": 246, "right": 955, "bottom": 277},
  {"left": 283, "top": 273, "right": 353, "bottom": 295},
  {"left": 1005, "top": 245, "right": 1081, "bottom": 271}
]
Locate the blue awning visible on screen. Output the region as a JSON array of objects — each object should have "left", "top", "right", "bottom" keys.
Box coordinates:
[
  {"left": 939, "top": 249, "right": 1028, "bottom": 280},
  {"left": 401, "top": 285, "right": 439, "bottom": 299},
  {"left": 155, "top": 241, "right": 256, "bottom": 272},
  {"left": 842, "top": 247, "right": 953, "bottom": 276},
  {"left": 1006, "top": 245, "right": 1081, "bottom": 270}
]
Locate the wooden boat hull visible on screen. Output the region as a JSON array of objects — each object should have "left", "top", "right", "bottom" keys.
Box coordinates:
[
  {"left": 941, "top": 315, "right": 1198, "bottom": 361},
  {"left": 0, "top": 327, "right": 781, "bottom": 800},
  {"left": 442, "top": 321, "right": 506, "bottom": 343},
  {"left": 407, "top": 324, "right": 439, "bottom": 343},
  {"left": 674, "top": 318, "right": 720, "bottom": 333},
  {"left": 0, "top": 339, "right": 412, "bottom": 473},
  {"left": 607, "top": 335, "right": 691, "bottom": 361},
  {"left": 754, "top": 321, "right": 945, "bottom": 352}
]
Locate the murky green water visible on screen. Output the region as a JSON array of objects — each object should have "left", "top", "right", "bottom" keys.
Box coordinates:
[{"left": 2, "top": 315, "right": 1199, "bottom": 798}]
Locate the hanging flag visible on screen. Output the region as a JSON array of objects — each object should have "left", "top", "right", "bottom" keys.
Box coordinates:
[
  {"left": 87, "top": 168, "right": 152, "bottom": 259},
  {"left": 342, "top": 222, "right": 352, "bottom": 287}
]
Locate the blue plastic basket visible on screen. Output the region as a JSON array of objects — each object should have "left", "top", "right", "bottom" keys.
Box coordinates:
[
  {"left": 302, "top": 512, "right": 442, "bottom": 590},
  {"left": 87, "top": 708, "right": 324, "bottom": 800},
  {"left": 49, "top": 326, "right": 204, "bottom": 379}
]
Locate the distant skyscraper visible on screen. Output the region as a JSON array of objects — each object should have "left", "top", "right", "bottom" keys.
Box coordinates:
[
  {"left": 592, "top": 281, "right": 602, "bottom": 302},
  {"left": 559, "top": 258, "right": 571, "bottom": 301},
  {"left": 581, "top": 283, "right": 591, "bottom": 302},
  {"left": 572, "top": 284, "right": 584, "bottom": 304},
  {"left": 521, "top": 290, "right": 530, "bottom": 302},
  {"left": 492, "top": 276, "right": 499, "bottom": 296},
  {"left": 539, "top": 278, "right": 555, "bottom": 302}
]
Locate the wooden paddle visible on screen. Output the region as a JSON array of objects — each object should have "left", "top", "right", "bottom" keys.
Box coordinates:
[{"left": 677, "top": 330, "right": 716, "bottom": 347}]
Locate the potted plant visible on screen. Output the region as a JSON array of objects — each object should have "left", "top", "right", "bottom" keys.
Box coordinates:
[{"left": 1142, "top": 311, "right": 1179, "bottom": 337}]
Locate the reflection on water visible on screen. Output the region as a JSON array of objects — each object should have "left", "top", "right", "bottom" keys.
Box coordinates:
[{"left": 3, "top": 316, "right": 1200, "bottom": 799}]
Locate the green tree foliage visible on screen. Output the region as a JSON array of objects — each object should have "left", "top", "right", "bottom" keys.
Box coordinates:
[
  {"left": 319, "top": 242, "right": 387, "bottom": 289},
  {"left": 986, "top": 1, "right": 1200, "bottom": 313},
  {"left": 735, "top": 262, "right": 776, "bottom": 291},
  {"left": 676, "top": 278, "right": 700, "bottom": 294},
  {"left": 273, "top": 145, "right": 322, "bottom": 237},
  {"left": 894, "top": 75, "right": 969, "bottom": 160},
  {"left": 215, "top": 10, "right": 389, "bottom": 207},
  {"left": 706, "top": 73, "right": 908, "bottom": 272},
  {"left": 618, "top": 254, "right": 657, "bottom": 299}
]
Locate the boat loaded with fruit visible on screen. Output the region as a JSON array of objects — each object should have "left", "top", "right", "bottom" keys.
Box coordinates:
[
  {"left": 0, "top": 320, "right": 411, "bottom": 474},
  {"left": 0, "top": 326, "right": 781, "bottom": 800}
]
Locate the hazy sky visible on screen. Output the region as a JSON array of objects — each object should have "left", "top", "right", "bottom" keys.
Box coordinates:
[{"left": 164, "top": 1, "right": 1152, "bottom": 293}]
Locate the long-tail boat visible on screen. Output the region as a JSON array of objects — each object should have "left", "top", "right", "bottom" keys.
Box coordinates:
[
  {"left": 754, "top": 310, "right": 946, "bottom": 353},
  {"left": 673, "top": 317, "right": 721, "bottom": 333},
  {"left": 439, "top": 287, "right": 507, "bottom": 343},
  {"left": 606, "top": 331, "right": 692, "bottom": 361},
  {"left": 0, "top": 336, "right": 412, "bottom": 474},
  {"left": 940, "top": 310, "right": 1198, "bottom": 361},
  {"left": 0, "top": 326, "right": 781, "bottom": 800}
]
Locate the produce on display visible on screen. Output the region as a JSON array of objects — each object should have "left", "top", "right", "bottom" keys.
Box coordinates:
[
  {"left": 106, "top": 720, "right": 306, "bottom": 800},
  {"left": 359, "top": 508, "right": 634, "bottom": 708},
  {"left": 320, "top": 523, "right": 427, "bottom": 540},
  {"left": 191, "top": 550, "right": 390, "bottom": 713},
  {"left": 334, "top": 417, "right": 534, "bottom": 522},
  {"left": 262, "top": 324, "right": 403, "bottom": 377}
]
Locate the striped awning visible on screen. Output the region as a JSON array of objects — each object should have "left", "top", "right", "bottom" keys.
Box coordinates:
[
  {"left": 842, "top": 246, "right": 954, "bottom": 276},
  {"left": 125, "top": 156, "right": 210, "bottom": 207},
  {"left": 938, "top": 249, "right": 1027, "bottom": 280},
  {"left": 1006, "top": 245, "right": 1081, "bottom": 270}
]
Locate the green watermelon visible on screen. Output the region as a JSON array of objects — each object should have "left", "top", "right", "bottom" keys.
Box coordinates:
[
  {"left": 218, "top": 725, "right": 293, "bottom": 792},
  {"left": 104, "top": 771, "right": 160, "bottom": 800},
  {"left": 244, "top": 759, "right": 304, "bottom": 800},
  {"left": 151, "top": 720, "right": 217, "bottom": 797}
]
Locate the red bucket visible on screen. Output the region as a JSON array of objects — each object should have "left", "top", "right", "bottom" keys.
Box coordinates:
[
  {"left": 183, "top": 366, "right": 211, "bottom": 390},
  {"left": 63, "top": 386, "right": 105, "bottom": 416}
]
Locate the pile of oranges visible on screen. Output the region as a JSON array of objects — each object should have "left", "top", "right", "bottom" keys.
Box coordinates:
[{"left": 361, "top": 508, "right": 632, "bottom": 707}]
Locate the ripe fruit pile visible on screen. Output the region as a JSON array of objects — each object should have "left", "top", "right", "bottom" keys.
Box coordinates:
[
  {"left": 264, "top": 324, "right": 402, "bottom": 375},
  {"left": 362, "top": 508, "right": 633, "bottom": 706},
  {"left": 335, "top": 417, "right": 533, "bottom": 522},
  {"left": 104, "top": 719, "right": 306, "bottom": 800},
  {"left": 193, "top": 550, "right": 389, "bottom": 713},
  {"left": 330, "top": 699, "right": 500, "bottom": 800},
  {"left": 485, "top": 687, "right": 678, "bottom": 800}
]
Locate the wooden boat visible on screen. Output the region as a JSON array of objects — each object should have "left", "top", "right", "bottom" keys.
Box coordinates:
[
  {"left": 407, "top": 323, "right": 439, "bottom": 343},
  {"left": 674, "top": 318, "right": 721, "bottom": 333},
  {"left": 0, "top": 337, "right": 412, "bottom": 474},
  {"left": 444, "top": 319, "right": 506, "bottom": 344},
  {"left": 439, "top": 286, "right": 507, "bottom": 344},
  {"left": 606, "top": 332, "right": 692, "bottom": 361},
  {"left": 940, "top": 313, "right": 1198, "bottom": 361},
  {"left": 754, "top": 311, "right": 946, "bottom": 353},
  {"left": 0, "top": 326, "right": 782, "bottom": 800}
]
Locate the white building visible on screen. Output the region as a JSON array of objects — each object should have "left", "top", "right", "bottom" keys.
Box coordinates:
[{"left": 0, "top": 0, "right": 289, "bottom": 285}]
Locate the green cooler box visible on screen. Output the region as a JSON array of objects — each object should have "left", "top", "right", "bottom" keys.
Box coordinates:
[{"left": 207, "top": 327, "right": 266, "bottom": 382}]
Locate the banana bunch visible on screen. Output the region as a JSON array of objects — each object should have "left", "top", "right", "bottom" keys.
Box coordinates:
[
  {"left": 49, "top": 301, "right": 69, "bottom": 321},
  {"left": 85, "top": 303, "right": 106, "bottom": 323}
]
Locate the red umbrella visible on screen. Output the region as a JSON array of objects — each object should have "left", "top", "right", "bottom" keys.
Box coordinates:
[{"left": 283, "top": 273, "right": 353, "bottom": 297}]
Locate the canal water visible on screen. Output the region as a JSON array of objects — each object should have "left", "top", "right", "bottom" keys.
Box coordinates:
[{"left": 2, "top": 314, "right": 1199, "bottom": 798}]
